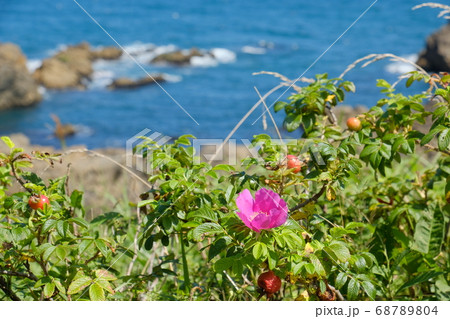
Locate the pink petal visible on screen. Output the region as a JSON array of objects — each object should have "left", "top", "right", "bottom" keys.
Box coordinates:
[
  {"left": 235, "top": 189, "right": 255, "bottom": 216},
  {"left": 236, "top": 210, "right": 260, "bottom": 232},
  {"left": 269, "top": 206, "right": 288, "bottom": 228},
  {"left": 254, "top": 188, "right": 281, "bottom": 212},
  {"left": 251, "top": 212, "right": 272, "bottom": 231}
]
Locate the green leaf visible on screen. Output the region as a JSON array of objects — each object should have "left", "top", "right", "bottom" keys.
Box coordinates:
[
  {"left": 78, "top": 239, "right": 93, "bottom": 255},
  {"left": 95, "top": 239, "right": 110, "bottom": 258},
  {"left": 68, "top": 217, "right": 89, "bottom": 229},
  {"left": 309, "top": 254, "right": 326, "bottom": 277},
  {"left": 42, "top": 219, "right": 57, "bottom": 233},
  {"left": 95, "top": 269, "right": 117, "bottom": 281},
  {"left": 43, "top": 245, "right": 56, "bottom": 261},
  {"left": 56, "top": 220, "right": 69, "bottom": 238},
  {"left": 347, "top": 278, "right": 360, "bottom": 300},
  {"left": 192, "top": 223, "right": 223, "bottom": 242},
  {"left": 96, "top": 279, "right": 115, "bottom": 294},
  {"left": 1, "top": 136, "right": 14, "bottom": 149},
  {"left": 438, "top": 128, "right": 450, "bottom": 152},
  {"left": 396, "top": 271, "right": 443, "bottom": 295},
  {"left": 214, "top": 257, "right": 234, "bottom": 272},
  {"left": 89, "top": 283, "right": 105, "bottom": 301},
  {"left": 360, "top": 145, "right": 379, "bottom": 158},
  {"left": 362, "top": 281, "right": 376, "bottom": 300},
  {"left": 67, "top": 276, "right": 92, "bottom": 295},
  {"left": 335, "top": 272, "right": 347, "bottom": 289},
  {"left": 187, "top": 206, "right": 218, "bottom": 222},
  {"left": 252, "top": 242, "right": 268, "bottom": 260},
  {"left": 208, "top": 236, "right": 232, "bottom": 261},
  {"left": 274, "top": 101, "right": 287, "bottom": 112},
  {"left": 284, "top": 113, "right": 302, "bottom": 132},
  {"left": 411, "top": 207, "right": 445, "bottom": 256},
  {"left": 43, "top": 282, "right": 56, "bottom": 298},
  {"left": 326, "top": 241, "right": 350, "bottom": 262}
]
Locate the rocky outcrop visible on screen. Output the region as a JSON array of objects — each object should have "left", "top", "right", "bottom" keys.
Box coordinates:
[
  {"left": 33, "top": 58, "right": 83, "bottom": 90},
  {"left": 33, "top": 42, "right": 123, "bottom": 90},
  {"left": 0, "top": 43, "right": 42, "bottom": 110},
  {"left": 91, "top": 47, "right": 123, "bottom": 60},
  {"left": 151, "top": 48, "right": 203, "bottom": 65},
  {"left": 417, "top": 23, "right": 450, "bottom": 72},
  {"left": 107, "top": 75, "right": 165, "bottom": 90}
]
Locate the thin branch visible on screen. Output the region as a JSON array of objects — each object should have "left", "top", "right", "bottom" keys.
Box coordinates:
[
  {"left": 289, "top": 184, "right": 327, "bottom": 213},
  {"left": 9, "top": 158, "right": 32, "bottom": 193},
  {"left": 412, "top": 2, "right": 450, "bottom": 19},
  {"left": 254, "top": 87, "right": 283, "bottom": 142},
  {"left": 208, "top": 84, "right": 285, "bottom": 164},
  {"left": 339, "top": 53, "right": 435, "bottom": 88},
  {"left": 0, "top": 276, "right": 21, "bottom": 301},
  {"left": 329, "top": 284, "right": 345, "bottom": 301},
  {"left": 253, "top": 71, "right": 314, "bottom": 92},
  {"left": 416, "top": 140, "right": 450, "bottom": 156},
  {"left": 0, "top": 270, "right": 38, "bottom": 281}
]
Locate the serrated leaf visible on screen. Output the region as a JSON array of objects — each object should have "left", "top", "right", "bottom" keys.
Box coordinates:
[
  {"left": 438, "top": 128, "right": 450, "bottom": 151},
  {"left": 309, "top": 254, "right": 326, "bottom": 277},
  {"left": 43, "top": 282, "right": 55, "bottom": 299},
  {"left": 89, "top": 283, "right": 105, "bottom": 301},
  {"left": 96, "top": 279, "right": 115, "bottom": 295},
  {"left": 252, "top": 242, "right": 268, "bottom": 260},
  {"left": 78, "top": 239, "right": 93, "bottom": 255},
  {"left": 326, "top": 241, "right": 350, "bottom": 262},
  {"left": 68, "top": 217, "right": 89, "bottom": 229},
  {"left": 95, "top": 239, "right": 110, "bottom": 258},
  {"left": 396, "top": 271, "right": 442, "bottom": 295},
  {"left": 360, "top": 145, "right": 379, "bottom": 158},
  {"left": 192, "top": 223, "right": 223, "bottom": 241},
  {"left": 95, "top": 269, "right": 117, "bottom": 281},
  {"left": 43, "top": 245, "right": 56, "bottom": 261},
  {"left": 214, "top": 257, "right": 234, "bottom": 272},
  {"left": 347, "top": 278, "right": 360, "bottom": 300},
  {"left": 411, "top": 207, "right": 445, "bottom": 256},
  {"left": 335, "top": 272, "right": 347, "bottom": 289},
  {"left": 67, "top": 276, "right": 92, "bottom": 295},
  {"left": 187, "top": 206, "right": 218, "bottom": 222},
  {"left": 41, "top": 219, "right": 57, "bottom": 233},
  {"left": 362, "top": 281, "right": 376, "bottom": 300}
]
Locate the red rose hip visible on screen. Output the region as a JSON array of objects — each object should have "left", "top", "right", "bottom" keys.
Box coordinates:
[
  {"left": 286, "top": 155, "right": 302, "bottom": 173},
  {"left": 28, "top": 195, "right": 50, "bottom": 210},
  {"left": 258, "top": 270, "right": 282, "bottom": 296},
  {"left": 346, "top": 117, "right": 362, "bottom": 132}
]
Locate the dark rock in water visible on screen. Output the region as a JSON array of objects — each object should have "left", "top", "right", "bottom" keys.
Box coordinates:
[
  {"left": 107, "top": 75, "right": 166, "bottom": 90},
  {"left": 91, "top": 47, "right": 123, "bottom": 60},
  {"left": 33, "top": 42, "right": 122, "bottom": 90},
  {"left": 151, "top": 48, "right": 203, "bottom": 65},
  {"left": 417, "top": 23, "right": 450, "bottom": 72},
  {"left": 33, "top": 58, "right": 84, "bottom": 90},
  {"left": 33, "top": 42, "right": 92, "bottom": 90},
  {"left": 0, "top": 43, "right": 42, "bottom": 110}
]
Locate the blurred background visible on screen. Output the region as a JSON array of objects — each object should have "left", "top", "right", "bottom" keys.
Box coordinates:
[{"left": 0, "top": 0, "right": 446, "bottom": 148}]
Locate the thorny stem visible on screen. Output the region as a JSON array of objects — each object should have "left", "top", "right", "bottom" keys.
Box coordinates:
[
  {"left": 289, "top": 184, "right": 327, "bottom": 213},
  {"left": 0, "top": 270, "right": 38, "bottom": 281}
]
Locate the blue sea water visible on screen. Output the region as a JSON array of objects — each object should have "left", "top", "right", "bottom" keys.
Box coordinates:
[{"left": 0, "top": 0, "right": 446, "bottom": 148}]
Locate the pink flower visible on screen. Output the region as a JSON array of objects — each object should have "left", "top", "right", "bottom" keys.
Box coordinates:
[{"left": 235, "top": 188, "right": 288, "bottom": 233}]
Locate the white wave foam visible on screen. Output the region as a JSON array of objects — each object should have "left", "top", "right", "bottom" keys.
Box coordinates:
[
  {"left": 89, "top": 69, "right": 115, "bottom": 88},
  {"left": 26, "top": 59, "right": 42, "bottom": 72},
  {"left": 190, "top": 55, "right": 219, "bottom": 67},
  {"left": 162, "top": 73, "right": 183, "bottom": 83},
  {"left": 241, "top": 45, "right": 266, "bottom": 55},
  {"left": 210, "top": 48, "right": 236, "bottom": 63},
  {"left": 385, "top": 54, "right": 418, "bottom": 74}
]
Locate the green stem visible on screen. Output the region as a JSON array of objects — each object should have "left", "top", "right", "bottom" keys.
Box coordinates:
[{"left": 180, "top": 233, "right": 191, "bottom": 293}]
